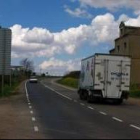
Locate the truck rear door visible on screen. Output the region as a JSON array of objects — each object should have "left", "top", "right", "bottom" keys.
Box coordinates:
[{"left": 105, "top": 60, "right": 122, "bottom": 98}]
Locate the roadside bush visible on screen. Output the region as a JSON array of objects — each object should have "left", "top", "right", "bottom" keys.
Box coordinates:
[
  {"left": 130, "top": 84, "right": 140, "bottom": 98},
  {"left": 63, "top": 71, "right": 80, "bottom": 79},
  {"left": 57, "top": 77, "right": 78, "bottom": 89},
  {"left": 0, "top": 82, "right": 19, "bottom": 97},
  {"left": 130, "top": 90, "right": 140, "bottom": 98}
]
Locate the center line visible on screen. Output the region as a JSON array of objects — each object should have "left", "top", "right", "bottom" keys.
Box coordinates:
[
  {"left": 44, "top": 85, "right": 72, "bottom": 101},
  {"left": 100, "top": 111, "right": 107, "bottom": 115},
  {"left": 30, "top": 111, "right": 33, "bottom": 114},
  {"left": 34, "top": 126, "right": 39, "bottom": 132},
  {"left": 112, "top": 117, "right": 123, "bottom": 122},
  {"left": 88, "top": 106, "right": 94, "bottom": 110},
  {"left": 29, "top": 106, "right": 32, "bottom": 109},
  {"left": 74, "top": 100, "right": 78, "bottom": 103},
  {"left": 130, "top": 125, "right": 140, "bottom": 131},
  {"left": 32, "top": 117, "right": 36, "bottom": 121},
  {"left": 80, "top": 103, "right": 85, "bottom": 106}
]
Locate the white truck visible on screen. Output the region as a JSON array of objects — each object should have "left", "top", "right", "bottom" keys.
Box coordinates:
[{"left": 78, "top": 54, "right": 131, "bottom": 104}]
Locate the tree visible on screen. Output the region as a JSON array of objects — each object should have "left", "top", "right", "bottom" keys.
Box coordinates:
[{"left": 20, "top": 58, "right": 34, "bottom": 77}]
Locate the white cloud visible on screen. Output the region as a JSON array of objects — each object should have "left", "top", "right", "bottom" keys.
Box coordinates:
[
  {"left": 79, "top": 0, "right": 140, "bottom": 14},
  {"left": 125, "top": 15, "right": 140, "bottom": 26},
  {"left": 64, "top": 6, "right": 93, "bottom": 19},
  {"left": 10, "top": 12, "right": 140, "bottom": 75},
  {"left": 39, "top": 58, "right": 81, "bottom": 75},
  {"left": 10, "top": 13, "right": 140, "bottom": 61}
]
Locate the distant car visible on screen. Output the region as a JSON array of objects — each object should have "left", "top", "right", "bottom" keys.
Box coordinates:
[{"left": 29, "top": 76, "right": 38, "bottom": 83}]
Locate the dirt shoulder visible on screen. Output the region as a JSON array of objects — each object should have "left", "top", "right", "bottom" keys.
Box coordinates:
[
  {"left": 0, "top": 81, "right": 45, "bottom": 139},
  {"left": 127, "top": 97, "right": 140, "bottom": 106}
]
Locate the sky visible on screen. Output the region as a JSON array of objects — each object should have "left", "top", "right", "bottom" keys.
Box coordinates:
[{"left": 1, "top": 0, "right": 140, "bottom": 76}]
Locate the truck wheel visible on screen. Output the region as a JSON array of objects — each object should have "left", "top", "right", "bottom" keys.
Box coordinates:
[
  {"left": 113, "top": 99, "right": 123, "bottom": 105},
  {"left": 117, "top": 99, "right": 123, "bottom": 104},
  {"left": 79, "top": 90, "right": 85, "bottom": 100}
]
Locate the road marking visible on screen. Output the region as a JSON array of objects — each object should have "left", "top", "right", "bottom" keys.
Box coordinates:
[
  {"left": 88, "top": 106, "right": 94, "bottom": 110},
  {"left": 74, "top": 100, "right": 78, "bottom": 103},
  {"left": 80, "top": 103, "right": 85, "bottom": 106},
  {"left": 100, "top": 111, "right": 107, "bottom": 116},
  {"left": 55, "top": 90, "right": 73, "bottom": 101},
  {"left": 25, "top": 81, "right": 30, "bottom": 103},
  {"left": 29, "top": 106, "right": 32, "bottom": 109},
  {"left": 34, "top": 126, "right": 39, "bottom": 132},
  {"left": 130, "top": 125, "right": 140, "bottom": 131},
  {"left": 28, "top": 103, "right": 31, "bottom": 105},
  {"left": 30, "top": 111, "right": 34, "bottom": 114},
  {"left": 32, "top": 117, "right": 36, "bottom": 122},
  {"left": 44, "top": 84, "right": 72, "bottom": 101},
  {"left": 51, "top": 80, "right": 77, "bottom": 92},
  {"left": 112, "top": 117, "right": 123, "bottom": 122}
]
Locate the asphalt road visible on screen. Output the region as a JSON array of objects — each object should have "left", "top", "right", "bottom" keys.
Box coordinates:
[{"left": 26, "top": 78, "right": 140, "bottom": 139}]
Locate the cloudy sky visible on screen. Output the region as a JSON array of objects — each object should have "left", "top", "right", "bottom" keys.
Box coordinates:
[{"left": 1, "top": 0, "right": 140, "bottom": 75}]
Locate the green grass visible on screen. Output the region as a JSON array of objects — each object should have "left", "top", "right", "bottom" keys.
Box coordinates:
[
  {"left": 57, "top": 77, "right": 78, "bottom": 89},
  {"left": 129, "top": 84, "right": 140, "bottom": 98},
  {"left": 0, "top": 82, "right": 19, "bottom": 97},
  {"left": 129, "top": 90, "right": 140, "bottom": 98}
]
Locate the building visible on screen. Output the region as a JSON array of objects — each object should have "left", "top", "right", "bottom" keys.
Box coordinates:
[
  {"left": 0, "top": 26, "right": 12, "bottom": 76},
  {"left": 110, "top": 22, "right": 140, "bottom": 85}
]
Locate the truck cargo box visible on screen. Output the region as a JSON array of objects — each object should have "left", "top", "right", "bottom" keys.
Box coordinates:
[{"left": 78, "top": 54, "right": 131, "bottom": 103}]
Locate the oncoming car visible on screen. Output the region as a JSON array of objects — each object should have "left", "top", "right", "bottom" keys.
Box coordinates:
[{"left": 29, "top": 76, "right": 38, "bottom": 83}]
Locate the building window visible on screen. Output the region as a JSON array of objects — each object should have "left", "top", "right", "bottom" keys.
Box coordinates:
[
  {"left": 120, "top": 28, "right": 123, "bottom": 35},
  {"left": 124, "top": 42, "right": 127, "bottom": 49},
  {"left": 117, "top": 45, "right": 120, "bottom": 52}
]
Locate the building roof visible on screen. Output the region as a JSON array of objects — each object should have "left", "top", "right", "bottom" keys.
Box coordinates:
[
  {"left": 115, "top": 23, "right": 140, "bottom": 41},
  {"left": 110, "top": 22, "right": 140, "bottom": 52},
  {"left": 109, "top": 48, "right": 115, "bottom": 52}
]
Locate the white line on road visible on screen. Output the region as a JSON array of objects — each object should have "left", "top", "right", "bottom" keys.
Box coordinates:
[
  {"left": 25, "top": 81, "right": 30, "bottom": 103},
  {"left": 51, "top": 80, "right": 77, "bottom": 92},
  {"left": 100, "top": 111, "right": 107, "bottom": 116},
  {"left": 80, "top": 103, "right": 85, "bottom": 106},
  {"left": 44, "top": 84, "right": 72, "bottom": 101},
  {"left": 29, "top": 106, "right": 32, "bottom": 109},
  {"left": 30, "top": 111, "right": 34, "bottom": 114},
  {"left": 88, "top": 106, "right": 95, "bottom": 110},
  {"left": 112, "top": 117, "right": 123, "bottom": 122},
  {"left": 34, "top": 126, "right": 39, "bottom": 132},
  {"left": 130, "top": 125, "right": 140, "bottom": 131},
  {"left": 55, "top": 90, "right": 73, "bottom": 101},
  {"left": 74, "top": 100, "right": 78, "bottom": 103},
  {"left": 32, "top": 117, "right": 36, "bottom": 122}
]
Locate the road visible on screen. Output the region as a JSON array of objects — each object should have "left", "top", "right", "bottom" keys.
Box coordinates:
[{"left": 26, "top": 78, "right": 140, "bottom": 139}]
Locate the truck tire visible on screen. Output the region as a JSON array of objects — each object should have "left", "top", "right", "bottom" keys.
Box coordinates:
[
  {"left": 79, "top": 90, "right": 87, "bottom": 100},
  {"left": 117, "top": 99, "right": 123, "bottom": 104},
  {"left": 113, "top": 99, "right": 123, "bottom": 105}
]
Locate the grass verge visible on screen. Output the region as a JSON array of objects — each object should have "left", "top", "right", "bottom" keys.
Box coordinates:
[
  {"left": 129, "top": 84, "right": 140, "bottom": 98},
  {"left": 0, "top": 82, "right": 20, "bottom": 97},
  {"left": 57, "top": 77, "right": 78, "bottom": 89},
  {"left": 129, "top": 90, "right": 140, "bottom": 98}
]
